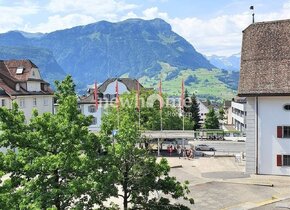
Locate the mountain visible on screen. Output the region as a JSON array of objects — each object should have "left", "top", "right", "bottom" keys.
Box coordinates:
[
  {"left": 0, "top": 18, "right": 238, "bottom": 99},
  {"left": 207, "top": 54, "right": 241, "bottom": 71}
]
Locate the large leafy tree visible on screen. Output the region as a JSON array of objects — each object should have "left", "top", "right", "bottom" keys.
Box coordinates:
[
  {"left": 0, "top": 76, "right": 113, "bottom": 209},
  {"left": 101, "top": 92, "right": 194, "bottom": 210},
  {"left": 204, "top": 108, "right": 220, "bottom": 129}
]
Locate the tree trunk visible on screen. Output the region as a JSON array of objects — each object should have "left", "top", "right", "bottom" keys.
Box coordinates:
[
  {"left": 123, "top": 162, "right": 129, "bottom": 210},
  {"left": 54, "top": 169, "right": 61, "bottom": 210}
]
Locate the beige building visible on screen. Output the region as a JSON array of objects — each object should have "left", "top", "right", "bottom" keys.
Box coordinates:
[{"left": 0, "top": 60, "right": 54, "bottom": 121}]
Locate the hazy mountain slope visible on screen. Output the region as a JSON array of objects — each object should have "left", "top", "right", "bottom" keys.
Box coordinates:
[{"left": 207, "top": 54, "right": 240, "bottom": 71}]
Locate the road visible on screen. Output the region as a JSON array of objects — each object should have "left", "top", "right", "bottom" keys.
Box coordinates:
[{"left": 189, "top": 140, "right": 245, "bottom": 154}]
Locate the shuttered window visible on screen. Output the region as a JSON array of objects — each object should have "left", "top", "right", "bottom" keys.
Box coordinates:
[
  {"left": 277, "top": 126, "right": 282, "bottom": 138},
  {"left": 277, "top": 126, "right": 290, "bottom": 138},
  {"left": 277, "top": 155, "right": 282, "bottom": 166}
]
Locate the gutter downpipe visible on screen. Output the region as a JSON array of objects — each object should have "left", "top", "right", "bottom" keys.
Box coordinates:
[{"left": 255, "top": 96, "right": 259, "bottom": 174}]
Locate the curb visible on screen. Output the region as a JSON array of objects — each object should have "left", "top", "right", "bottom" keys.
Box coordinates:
[{"left": 221, "top": 194, "right": 290, "bottom": 210}]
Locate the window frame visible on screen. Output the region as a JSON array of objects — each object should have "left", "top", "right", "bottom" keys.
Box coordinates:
[
  {"left": 277, "top": 126, "right": 290, "bottom": 138},
  {"left": 283, "top": 155, "right": 290, "bottom": 166},
  {"left": 20, "top": 98, "right": 25, "bottom": 108},
  {"left": 33, "top": 98, "right": 37, "bottom": 107},
  {"left": 88, "top": 105, "right": 96, "bottom": 113}
]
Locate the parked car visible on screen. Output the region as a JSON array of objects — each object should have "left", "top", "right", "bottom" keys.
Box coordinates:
[{"left": 195, "top": 144, "right": 215, "bottom": 151}]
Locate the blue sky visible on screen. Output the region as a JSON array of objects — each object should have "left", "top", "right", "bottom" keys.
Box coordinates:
[{"left": 1, "top": 0, "right": 290, "bottom": 56}]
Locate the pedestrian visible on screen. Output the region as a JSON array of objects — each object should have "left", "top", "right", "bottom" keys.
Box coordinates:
[
  {"left": 177, "top": 146, "right": 182, "bottom": 159},
  {"left": 182, "top": 147, "right": 186, "bottom": 159},
  {"left": 169, "top": 145, "right": 173, "bottom": 156}
]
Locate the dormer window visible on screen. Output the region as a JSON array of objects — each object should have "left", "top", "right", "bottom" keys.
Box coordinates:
[
  {"left": 16, "top": 67, "right": 24, "bottom": 74},
  {"left": 16, "top": 83, "right": 20, "bottom": 91}
]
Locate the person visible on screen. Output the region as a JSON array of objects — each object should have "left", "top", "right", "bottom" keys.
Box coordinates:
[
  {"left": 177, "top": 146, "right": 182, "bottom": 159},
  {"left": 169, "top": 145, "right": 173, "bottom": 156},
  {"left": 182, "top": 147, "right": 186, "bottom": 159}
]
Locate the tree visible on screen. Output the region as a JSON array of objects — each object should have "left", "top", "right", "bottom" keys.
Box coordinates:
[
  {"left": 0, "top": 76, "right": 113, "bottom": 209},
  {"left": 218, "top": 106, "right": 225, "bottom": 121},
  {"left": 204, "top": 108, "right": 220, "bottom": 129},
  {"left": 101, "top": 93, "right": 194, "bottom": 210},
  {"left": 184, "top": 90, "right": 200, "bottom": 130}
]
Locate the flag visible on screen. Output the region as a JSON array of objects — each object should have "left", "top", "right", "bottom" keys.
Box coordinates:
[
  {"left": 180, "top": 78, "right": 184, "bottom": 110},
  {"left": 159, "top": 79, "right": 162, "bottom": 110},
  {"left": 94, "top": 81, "right": 98, "bottom": 111},
  {"left": 136, "top": 79, "right": 140, "bottom": 111},
  {"left": 115, "top": 79, "right": 120, "bottom": 110}
]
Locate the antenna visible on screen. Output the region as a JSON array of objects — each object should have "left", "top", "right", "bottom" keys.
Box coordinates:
[{"left": 250, "top": 6, "right": 255, "bottom": 24}]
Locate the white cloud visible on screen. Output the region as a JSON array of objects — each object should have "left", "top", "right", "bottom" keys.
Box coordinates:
[
  {"left": 27, "top": 14, "right": 96, "bottom": 33},
  {"left": 0, "top": 4, "right": 39, "bottom": 32},
  {"left": 126, "top": 2, "right": 290, "bottom": 56},
  {"left": 47, "top": 0, "right": 137, "bottom": 17}
]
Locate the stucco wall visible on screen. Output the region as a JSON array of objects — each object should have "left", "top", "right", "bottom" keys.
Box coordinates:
[{"left": 258, "top": 96, "right": 290, "bottom": 175}]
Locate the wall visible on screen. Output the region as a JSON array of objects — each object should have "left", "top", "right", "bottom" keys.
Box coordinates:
[
  {"left": 15, "top": 95, "right": 54, "bottom": 121},
  {"left": 245, "top": 97, "right": 257, "bottom": 174},
  {"left": 27, "top": 81, "right": 41, "bottom": 91},
  {"left": 258, "top": 96, "right": 290, "bottom": 175},
  {"left": 81, "top": 104, "right": 103, "bottom": 132},
  {"left": 103, "top": 81, "right": 128, "bottom": 95}
]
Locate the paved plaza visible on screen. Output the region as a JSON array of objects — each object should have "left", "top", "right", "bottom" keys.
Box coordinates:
[{"left": 162, "top": 156, "right": 290, "bottom": 210}]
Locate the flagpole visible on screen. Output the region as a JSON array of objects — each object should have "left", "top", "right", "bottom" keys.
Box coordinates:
[
  {"left": 136, "top": 80, "right": 141, "bottom": 130},
  {"left": 116, "top": 79, "right": 120, "bottom": 129}
]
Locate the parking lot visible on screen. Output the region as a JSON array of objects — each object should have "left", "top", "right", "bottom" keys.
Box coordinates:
[{"left": 162, "top": 156, "right": 290, "bottom": 210}]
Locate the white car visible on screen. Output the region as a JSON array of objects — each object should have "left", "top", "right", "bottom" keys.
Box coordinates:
[{"left": 195, "top": 144, "right": 215, "bottom": 151}]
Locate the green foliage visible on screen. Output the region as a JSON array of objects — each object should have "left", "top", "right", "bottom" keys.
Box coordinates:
[
  {"left": 204, "top": 108, "right": 219, "bottom": 129},
  {"left": 0, "top": 76, "right": 112, "bottom": 209},
  {"left": 101, "top": 96, "right": 193, "bottom": 210},
  {"left": 184, "top": 90, "right": 200, "bottom": 130},
  {"left": 218, "top": 106, "right": 225, "bottom": 121}
]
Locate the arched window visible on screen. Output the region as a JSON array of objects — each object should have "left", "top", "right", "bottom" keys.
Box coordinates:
[
  {"left": 15, "top": 83, "right": 20, "bottom": 91},
  {"left": 284, "top": 104, "right": 290, "bottom": 111}
]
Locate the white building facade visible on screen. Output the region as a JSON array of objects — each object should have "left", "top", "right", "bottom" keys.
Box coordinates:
[
  {"left": 0, "top": 60, "right": 54, "bottom": 121},
  {"left": 238, "top": 20, "right": 290, "bottom": 176},
  {"left": 231, "top": 99, "right": 247, "bottom": 133},
  {"left": 79, "top": 78, "right": 142, "bottom": 132}
]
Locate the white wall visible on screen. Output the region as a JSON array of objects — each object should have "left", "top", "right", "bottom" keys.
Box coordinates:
[
  {"left": 27, "top": 81, "right": 41, "bottom": 91},
  {"left": 15, "top": 95, "right": 54, "bottom": 121},
  {"left": 198, "top": 100, "right": 209, "bottom": 123},
  {"left": 258, "top": 96, "right": 290, "bottom": 175},
  {"left": 103, "top": 81, "right": 128, "bottom": 95},
  {"left": 246, "top": 97, "right": 257, "bottom": 174},
  {"left": 81, "top": 104, "right": 103, "bottom": 132}
]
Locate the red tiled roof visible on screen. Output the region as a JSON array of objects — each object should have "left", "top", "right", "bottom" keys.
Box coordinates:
[{"left": 0, "top": 59, "right": 53, "bottom": 97}]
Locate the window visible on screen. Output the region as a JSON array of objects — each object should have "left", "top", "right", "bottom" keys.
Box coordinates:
[
  {"left": 16, "top": 83, "right": 20, "bottom": 91},
  {"left": 283, "top": 155, "right": 290, "bottom": 166},
  {"left": 277, "top": 155, "right": 290, "bottom": 166},
  {"left": 33, "top": 98, "right": 37, "bottom": 107},
  {"left": 32, "top": 71, "right": 35, "bottom": 77},
  {"left": 43, "top": 98, "right": 49, "bottom": 106},
  {"left": 16, "top": 67, "right": 24, "bottom": 74},
  {"left": 277, "top": 126, "right": 290, "bottom": 138},
  {"left": 88, "top": 105, "right": 96, "bottom": 113},
  {"left": 1, "top": 99, "right": 5, "bottom": 107},
  {"left": 20, "top": 98, "right": 25, "bottom": 108},
  {"left": 92, "top": 117, "right": 97, "bottom": 125},
  {"left": 284, "top": 104, "right": 290, "bottom": 111}
]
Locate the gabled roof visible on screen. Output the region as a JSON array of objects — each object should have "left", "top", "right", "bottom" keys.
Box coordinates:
[
  {"left": 4, "top": 59, "right": 38, "bottom": 81},
  {"left": 238, "top": 19, "right": 290, "bottom": 96},
  {"left": 0, "top": 59, "right": 53, "bottom": 97},
  {"left": 98, "top": 78, "right": 144, "bottom": 93},
  {"left": 79, "top": 78, "right": 146, "bottom": 103}
]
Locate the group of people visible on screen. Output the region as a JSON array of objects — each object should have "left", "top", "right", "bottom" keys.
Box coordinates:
[{"left": 167, "top": 145, "right": 195, "bottom": 159}]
